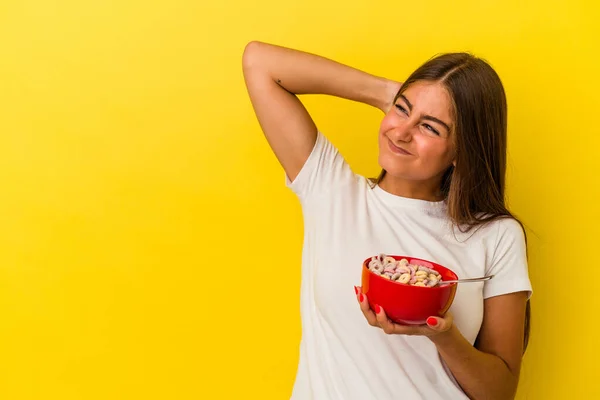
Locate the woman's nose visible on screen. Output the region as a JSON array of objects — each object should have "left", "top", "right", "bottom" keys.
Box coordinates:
[{"left": 389, "top": 122, "right": 413, "bottom": 143}]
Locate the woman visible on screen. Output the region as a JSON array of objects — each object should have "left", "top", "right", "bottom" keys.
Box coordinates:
[{"left": 242, "top": 41, "right": 532, "bottom": 400}]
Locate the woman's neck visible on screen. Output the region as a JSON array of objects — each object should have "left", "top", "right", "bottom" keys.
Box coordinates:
[{"left": 378, "top": 175, "right": 444, "bottom": 202}]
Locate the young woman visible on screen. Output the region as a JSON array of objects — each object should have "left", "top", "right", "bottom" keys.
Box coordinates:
[{"left": 242, "top": 41, "right": 532, "bottom": 400}]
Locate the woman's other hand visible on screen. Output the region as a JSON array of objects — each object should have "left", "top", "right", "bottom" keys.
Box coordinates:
[{"left": 354, "top": 285, "right": 453, "bottom": 337}]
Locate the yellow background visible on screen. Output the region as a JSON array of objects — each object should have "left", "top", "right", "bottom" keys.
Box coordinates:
[{"left": 0, "top": 0, "right": 598, "bottom": 398}]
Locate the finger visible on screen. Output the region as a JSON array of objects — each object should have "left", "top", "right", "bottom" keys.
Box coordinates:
[
  {"left": 356, "top": 288, "right": 378, "bottom": 327},
  {"left": 374, "top": 305, "right": 430, "bottom": 336},
  {"left": 391, "top": 323, "right": 430, "bottom": 336},
  {"left": 373, "top": 304, "right": 396, "bottom": 334},
  {"left": 426, "top": 311, "right": 454, "bottom": 333}
]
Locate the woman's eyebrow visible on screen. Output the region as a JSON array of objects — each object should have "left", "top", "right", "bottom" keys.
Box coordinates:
[
  {"left": 399, "top": 94, "right": 451, "bottom": 132},
  {"left": 423, "top": 116, "right": 451, "bottom": 132},
  {"left": 399, "top": 94, "right": 413, "bottom": 111}
]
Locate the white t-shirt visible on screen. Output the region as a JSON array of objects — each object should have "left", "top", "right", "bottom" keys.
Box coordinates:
[{"left": 285, "top": 131, "right": 533, "bottom": 400}]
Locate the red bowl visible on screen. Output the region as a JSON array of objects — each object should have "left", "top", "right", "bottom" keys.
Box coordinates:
[{"left": 361, "top": 255, "right": 458, "bottom": 325}]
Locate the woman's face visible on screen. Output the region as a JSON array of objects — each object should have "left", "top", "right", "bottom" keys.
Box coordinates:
[{"left": 378, "top": 81, "right": 456, "bottom": 185}]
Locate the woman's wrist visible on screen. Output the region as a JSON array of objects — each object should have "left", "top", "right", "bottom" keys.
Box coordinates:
[{"left": 371, "top": 78, "right": 401, "bottom": 113}]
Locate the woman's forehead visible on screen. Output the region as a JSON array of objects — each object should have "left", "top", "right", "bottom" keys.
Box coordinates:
[{"left": 401, "top": 82, "right": 454, "bottom": 127}]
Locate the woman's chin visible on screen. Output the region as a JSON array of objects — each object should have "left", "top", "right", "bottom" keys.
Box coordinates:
[{"left": 378, "top": 157, "right": 409, "bottom": 177}]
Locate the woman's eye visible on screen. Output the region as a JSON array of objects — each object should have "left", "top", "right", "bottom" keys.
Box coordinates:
[
  {"left": 423, "top": 124, "right": 440, "bottom": 135},
  {"left": 394, "top": 104, "right": 408, "bottom": 115}
]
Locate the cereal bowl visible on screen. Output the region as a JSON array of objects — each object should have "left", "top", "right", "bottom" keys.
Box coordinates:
[{"left": 360, "top": 255, "right": 458, "bottom": 325}]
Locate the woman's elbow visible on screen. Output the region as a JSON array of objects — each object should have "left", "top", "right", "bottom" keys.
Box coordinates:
[{"left": 242, "top": 40, "right": 266, "bottom": 72}]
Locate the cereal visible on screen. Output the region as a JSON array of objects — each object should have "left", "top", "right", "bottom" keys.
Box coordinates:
[
  {"left": 369, "top": 259, "right": 384, "bottom": 274},
  {"left": 398, "top": 273, "right": 411, "bottom": 284},
  {"left": 426, "top": 279, "right": 438, "bottom": 287},
  {"left": 383, "top": 256, "right": 396, "bottom": 265},
  {"left": 367, "top": 254, "right": 444, "bottom": 287}
]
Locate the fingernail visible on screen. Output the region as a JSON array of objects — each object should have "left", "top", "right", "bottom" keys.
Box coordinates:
[
  {"left": 427, "top": 317, "right": 438, "bottom": 327},
  {"left": 359, "top": 293, "right": 364, "bottom": 302},
  {"left": 374, "top": 304, "right": 381, "bottom": 314},
  {"left": 354, "top": 286, "right": 359, "bottom": 295}
]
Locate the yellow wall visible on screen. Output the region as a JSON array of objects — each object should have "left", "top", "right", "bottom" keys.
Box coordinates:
[{"left": 0, "top": 0, "right": 598, "bottom": 398}]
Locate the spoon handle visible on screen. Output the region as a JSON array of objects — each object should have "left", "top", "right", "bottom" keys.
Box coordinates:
[{"left": 439, "top": 275, "right": 494, "bottom": 285}]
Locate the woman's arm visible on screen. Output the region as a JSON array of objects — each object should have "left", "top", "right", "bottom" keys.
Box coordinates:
[
  {"left": 242, "top": 41, "right": 400, "bottom": 181},
  {"left": 431, "top": 292, "right": 529, "bottom": 400},
  {"left": 358, "top": 290, "right": 528, "bottom": 400}
]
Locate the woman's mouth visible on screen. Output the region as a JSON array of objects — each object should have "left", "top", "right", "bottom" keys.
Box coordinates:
[{"left": 387, "top": 138, "right": 412, "bottom": 156}]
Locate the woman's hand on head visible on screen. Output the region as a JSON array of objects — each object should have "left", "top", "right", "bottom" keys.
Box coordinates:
[
  {"left": 354, "top": 286, "right": 453, "bottom": 337},
  {"left": 380, "top": 80, "right": 403, "bottom": 114}
]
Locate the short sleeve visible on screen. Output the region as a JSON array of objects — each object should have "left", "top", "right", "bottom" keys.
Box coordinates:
[
  {"left": 483, "top": 218, "right": 533, "bottom": 300},
  {"left": 285, "top": 131, "right": 357, "bottom": 202}
]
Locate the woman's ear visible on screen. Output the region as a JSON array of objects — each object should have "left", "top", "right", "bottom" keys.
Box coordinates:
[{"left": 452, "top": 159, "right": 456, "bottom": 167}]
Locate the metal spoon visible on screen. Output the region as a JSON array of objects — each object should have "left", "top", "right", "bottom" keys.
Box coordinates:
[{"left": 437, "top": 275, "right": 494, "bottom": 285}]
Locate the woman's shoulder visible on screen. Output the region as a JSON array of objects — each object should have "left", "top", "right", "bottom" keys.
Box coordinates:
[
  {"left": 485, "top": 215, "right": 525, "bottom": 236},
  {"left": 451, "top": 214, "right": 525, "bottom": 245},
  {"left": 468, "top": 215, "right": 527, "bottom": 251}
]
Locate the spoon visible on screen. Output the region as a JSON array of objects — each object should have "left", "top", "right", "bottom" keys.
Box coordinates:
[{"left": 437, "top": 275, "right": 494, "bottom": 285}]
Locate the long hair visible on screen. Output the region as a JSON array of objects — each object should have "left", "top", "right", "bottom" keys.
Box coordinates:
[{"left": 373, "top": 53, "right": 531, "bottom": 352}]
